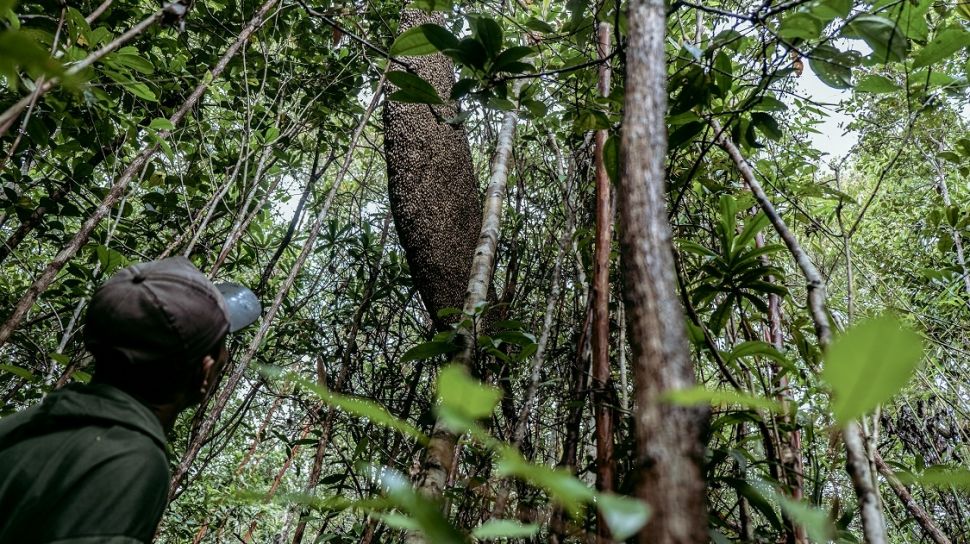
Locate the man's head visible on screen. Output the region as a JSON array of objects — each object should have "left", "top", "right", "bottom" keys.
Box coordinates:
[{"left": 84, "top": 257, "right": 261, "bottom": 406}]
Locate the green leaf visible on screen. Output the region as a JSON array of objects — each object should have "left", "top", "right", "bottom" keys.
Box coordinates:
[
  {"left": 812, "top": 0, "right": 851, "bottom": 21},
  {"left": 663, "top": 386, "right": 786, "bottom": 413},
  {"left": 124, "top": 81, "right": 157, "bottom": 101},
  {"left": 95, "top": 244, "right": 127, "bottom": 274},
  {"left": 763, "top": 486, "right": 835, "bottom": 543},
  {"left": 596, "top": 494, "right": 650, "bottom": 540},
  {"left": 778, "top": 12, "right": 824, "bottom": 40},
  {"left": 895, "top": 466, "right": 970, "bottom": 489},
  {"left": 272, "top": 370, "right": 429, "bottom": 444},
  {"left": 668, "top": 121, "right": 704, "bottom": 149},
  {"left": 401, "top": 341, "right": 459, "bottom": 363},
  {"left": 387, "top": 71, "right": 443, "bottom": 104},
  {"left": 411, "top": 0, "right": 453, "bottom": 11},
  {"left": 496, "top": 448, "right": 595, "bottom": 517},
  {"left": 471, "top": 520, "right": 540, "bottom": 539},
  {"left": 389, "top": 24, "right": 459, "bottom": 57},
  {"left": 751, "top": 112, "right": 782, "bottom": 141},
  {"left": 750, "top": 95, "right": 788, "bottom": 112},
  {"left": 855, "top": 74, "right": 898, "bottom": 93},
  {"left": 471, "top": 16, "right": 503, "bottom": 57},
  {"left": 912, "top": 28, "right": 970, "bottom": 69},
  {"left": 727, "top": 340, "right": 789, "bottom": 367},
  {"left": 492, "top": 46, "right": 533, "bottom": 72},
  {"left": 844, "top": 15, "right": 909, "bottom": 63},
  {"left": 149, "top": 117, "right": 175, "bottom": 131},
  {"left": 109, "top": 47, "right": 155, "bottom": 74},
  {"left": 809, "top": 55, "right": 852, "bottom": 89},
  {"left": 734, "top": 213, "right": 770, "bottom": 251},
  {"left": 369, "top": 466, "right": 467, "bottom": 543},
  {"left": 604, "top": 134, "right": 620, "bottom": 184},
  {"left": 0, "top": 29, "right": 64, "bottom": 88},
  {"left": 437, "top": 364, "right": 501, "bottom": 420},
  {"left": 0, "top": 363, "right": 36, "bottom": 382},
  {"left": 822, "top": 313, "right": 924, "bottom": 425},
  {"left": 525, "top": 17, "right": 555, "bottom": 33}
]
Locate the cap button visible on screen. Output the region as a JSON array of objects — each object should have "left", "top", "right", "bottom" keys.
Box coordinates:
[{"left": 132, "top": 273, "right": 146, "bottom": 284}]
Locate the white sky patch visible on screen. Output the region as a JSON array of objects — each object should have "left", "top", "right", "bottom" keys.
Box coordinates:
[
  {"left": 795, "top": 65, "right": 857, "bottom": 159},
  {"left": 792, "top": 39, "right": 873, "bottom": 160}
]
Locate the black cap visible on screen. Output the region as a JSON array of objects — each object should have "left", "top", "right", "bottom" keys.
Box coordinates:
[{"left": 84, "top": 257, "right": 261, "bottom": 366}]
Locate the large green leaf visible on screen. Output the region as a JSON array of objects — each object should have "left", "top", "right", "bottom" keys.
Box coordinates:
[
  {"left": 275, "top": 371, "right": 429, "bottom": 444},
  {"left": 844, "top": 15, "right": 909, "bottom": 63},
  {"left": 496, "top": 448, "right": 595, "bottom": 517},
  {"left": 809, "top": 57, "right": 852, "bottom": 89},
  {"left": 664, "top": 386, "right": 787, "bottom": 414},
  {"left": 822, "top": 314, "right": 924, "bottom": 425},
  {"left": 387, "top": 70, "right": 444, "bottom": 104},
  {"left": 778, "top": 12, "right": 824, "bottom": 41},
  {"left": 370, "top": 467, "right": 467, "bottom": 543},
  {"left": 389, "top": 24, "right": 459, "bottom": 57},
  {"left": 471, "top": 520, "right": 540, "bottom": 539},
  {"left": 596, "top": 493, "right": 650, "bottom": 540},
  {"left": 855, "top": 74, "right": 898, "bottom": 93},
  {"left": 401, "top": 340, "right": 459, "bottom": 363},
  {"left": 437, "top": 364, "right": 501, "bottom": 420},
  {"left": 912, "top": 27, "right": 970, "bottom": 69},
  {"left": 471, "top": 16, "right": 503, "bottom": 57}
]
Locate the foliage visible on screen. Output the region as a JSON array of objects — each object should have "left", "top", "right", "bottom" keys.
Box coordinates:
[{"left": 0, "top": 0, "right": 968, "bottom": 541}]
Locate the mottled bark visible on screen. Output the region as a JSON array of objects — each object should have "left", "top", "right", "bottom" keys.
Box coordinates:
[
  {"left": 591, "top": 24, "right": 616, "bottom": 540},
  {"left": 620, "top": 1, "right": 708, "bottom": 542},
  {"left": 384, "top": 9, "right": 482, "bottom": 330}
]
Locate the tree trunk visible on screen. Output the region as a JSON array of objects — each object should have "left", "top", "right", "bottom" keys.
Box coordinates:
[
  {"left": 414, "top": 82, "right": 522, "bottom": 506},
  {"left": 591, "top": 20, "right": 616, "bottom": 542},
  {"left": 620, "top": 1, "right": 709, "bottom": 542}
]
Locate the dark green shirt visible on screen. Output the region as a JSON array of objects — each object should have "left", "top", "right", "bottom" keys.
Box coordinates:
[{"left": 0, "top": 383, "right": 170, "bottom": 544}]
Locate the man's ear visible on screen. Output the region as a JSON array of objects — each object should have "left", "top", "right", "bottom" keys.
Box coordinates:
[{"left": 200, "top": 355, "right": 216, "bottom": 387}]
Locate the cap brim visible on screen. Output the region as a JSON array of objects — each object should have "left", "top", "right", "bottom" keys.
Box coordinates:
[{"left": 216, "top": 283, "right": 262, "bottom": 332}]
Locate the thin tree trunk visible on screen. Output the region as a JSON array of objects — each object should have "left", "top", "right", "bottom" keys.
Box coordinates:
[
  {"left": 928, "top": 155, "right": 970, "bottom": 305},
  {"left": 874, "top": 453, "right": 952, "bottom": 544},
  {"left": 168, "top": 75, "right": 384, "bottom": 503},
  {"left": 590, "top": 23, "right": 616, "bottom": 542},
  {"left": 416, "top": 83, "right": 523, "bottom": 503},
  {"left": 621, "top": 1, "right": 708, "bottom": 542},
  {"left": 0, "top": 0, "right": 280, "bottom": 347},
  {"left": 711, "top": 119, "right": 887, "bottom": 543}
]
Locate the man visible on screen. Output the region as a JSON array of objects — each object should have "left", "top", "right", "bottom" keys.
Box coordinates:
[{"left": 0, "top": 256, "right": 261, "bottom": 543}]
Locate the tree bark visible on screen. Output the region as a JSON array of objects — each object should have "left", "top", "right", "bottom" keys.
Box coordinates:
[
  {"left": 591, "top": 24, "right": 616, "bottom": 542},
  {"left": 620, "top": 1, "right": 709, "bottom": 542},
  {"left": 874, "top": 452, "right": 952, "bottom": 544}
]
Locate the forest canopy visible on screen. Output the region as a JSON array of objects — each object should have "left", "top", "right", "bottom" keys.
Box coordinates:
[{"left": 2, "top": 0, "right": 970, "bottom": 542}]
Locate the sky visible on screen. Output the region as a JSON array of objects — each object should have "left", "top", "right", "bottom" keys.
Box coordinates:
[{"left": 795, "top": 64, "right": 858, "bottom": 159}]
